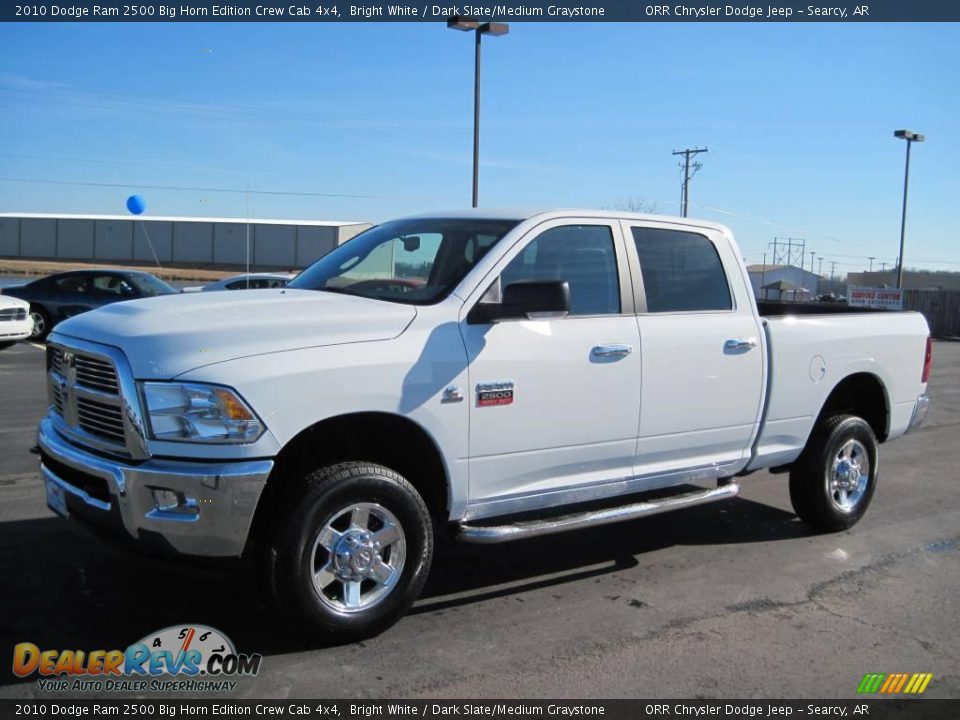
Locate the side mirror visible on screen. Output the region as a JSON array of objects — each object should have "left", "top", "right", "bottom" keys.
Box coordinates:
[{"left": 469, "top": 280, "right": 570, "bottom": 323}]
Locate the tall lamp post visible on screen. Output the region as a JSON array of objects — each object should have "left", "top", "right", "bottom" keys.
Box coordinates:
[
  {"left": 893, "top": 129, "right": 925, "bottom": 290},
  {"left": 447, "top": 16, "right": 509, "bottom": 208}
]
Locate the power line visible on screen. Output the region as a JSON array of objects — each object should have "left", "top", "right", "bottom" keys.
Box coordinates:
[{"left": 0, "top": 176, "right": 459, "bottom": 202}]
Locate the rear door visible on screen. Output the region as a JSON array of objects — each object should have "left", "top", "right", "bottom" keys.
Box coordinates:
[
  {"left": 623, "top": 222, "right": 765, "bottom": 477},
  {"left": 461, "top": 218, "right": 643, "bottom": 515}
]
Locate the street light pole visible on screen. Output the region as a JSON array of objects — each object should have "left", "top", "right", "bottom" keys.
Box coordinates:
[
  {"left": 893, "top": 129, "right": 925, "bottom": 290},
  {"left": 447, "top": 16, "right": 509, "bottom": 208},
  {"left": 472, "top": 28, "right": 481, "bottom": 208}
]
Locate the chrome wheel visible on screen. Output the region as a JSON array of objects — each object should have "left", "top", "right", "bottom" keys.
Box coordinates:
[
  {"left": 827, "top": 439, "right": 870, "bottom": 513},
  {"left": 310, "top": 502, "right": 406, "bottom": 614},
  {"left": 29, "top": 311, "right": 45, "bottom": 338}
]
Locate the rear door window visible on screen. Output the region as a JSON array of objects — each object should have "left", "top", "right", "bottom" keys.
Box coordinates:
[
  {"left": 631, "top": 227, "right": 731, "bottom": 312},
  {"left": 53, "top": 274, "right": 91, "bottom": 295}
]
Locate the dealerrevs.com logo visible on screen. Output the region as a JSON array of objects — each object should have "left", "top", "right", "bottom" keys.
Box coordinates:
[{"left": 13, "top": 624, "right": 262, "bottom": 693}]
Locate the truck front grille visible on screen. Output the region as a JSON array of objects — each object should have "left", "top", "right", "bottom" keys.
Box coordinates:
[
  {"left": 47, "top": 343, "right": 128, "bottom": 454},
  {"left": 0, "top": 307, "right": 27, "bottom": 322}
]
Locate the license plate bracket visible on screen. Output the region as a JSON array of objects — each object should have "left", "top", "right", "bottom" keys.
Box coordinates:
[{"left": 46, "top": 478, "right": 69, "bottom": 518}]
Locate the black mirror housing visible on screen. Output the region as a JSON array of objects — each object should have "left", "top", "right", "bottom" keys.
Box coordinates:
[{"left": 470, "top": 280, "right": 570, "bottom": 323}]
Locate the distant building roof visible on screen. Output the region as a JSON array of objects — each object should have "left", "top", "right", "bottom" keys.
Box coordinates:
[
  {"left": 747, "top": 263, "right": 822, "bottom": 278},
  {"left": 0, "top": 212, "right": 367, "bottom": 227}
]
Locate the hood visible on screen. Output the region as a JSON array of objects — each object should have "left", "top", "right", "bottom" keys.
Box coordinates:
[
  {"left": 0, "top": 294, "right": 29, "bottom": 310},
  {"left": 54, "top": 288, "right": 417, "bottom": 379}
]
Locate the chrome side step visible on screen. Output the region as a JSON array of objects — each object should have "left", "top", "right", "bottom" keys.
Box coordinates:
[{"left": 456, "top": 482, "right": 740, "bottom": 544}]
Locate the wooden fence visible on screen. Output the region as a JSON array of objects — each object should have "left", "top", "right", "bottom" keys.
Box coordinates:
[{"left": 903, "top": 289, "right": 960, "bottom": 338}]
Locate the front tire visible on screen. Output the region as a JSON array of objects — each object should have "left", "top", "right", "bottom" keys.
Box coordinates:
[
  {"left": 29, "top": 307, "right": 51, "bottom": 341},
  {"left": 789, "top": 414, "right": 878, "bottom": 532},
  {"left": 269, "top": 462, "right": 433, "bottom": 641}
]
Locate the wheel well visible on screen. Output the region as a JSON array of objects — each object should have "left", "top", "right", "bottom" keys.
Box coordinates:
[
  {"left": 816, "top": 373, "right": 889, "bottom": 442},
  {"left": 249, "top": 412, "right": 449, "bottom": 547}
]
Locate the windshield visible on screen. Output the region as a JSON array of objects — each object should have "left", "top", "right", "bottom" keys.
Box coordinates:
[
  {"left": 288, "top": 218, "right": 519, "bottom": 304},
  {"left": 128, "top": 274, "right": 178, "bottom": 297}
]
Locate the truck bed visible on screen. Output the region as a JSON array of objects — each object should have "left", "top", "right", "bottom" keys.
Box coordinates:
[
  {"left": 748, "top": 308, "right": 929, "bottom": 472},
  {"left": 757, "top": 300, "right": 886, "bottom": 316}
]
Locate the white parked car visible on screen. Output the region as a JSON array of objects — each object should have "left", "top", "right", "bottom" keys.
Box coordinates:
[
  {"left": 192, "top": 273, "right": 296, "bottom": 293},
  {"left": 36, "top": 209, "right": 931, "bottom": 640},
  {"left": 0, "top": 295, "right": 33, "bottom": 349}
]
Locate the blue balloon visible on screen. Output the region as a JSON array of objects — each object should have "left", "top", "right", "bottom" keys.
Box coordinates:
[{"left": 126, "top": 195, "right": 146, "bottom": 215}]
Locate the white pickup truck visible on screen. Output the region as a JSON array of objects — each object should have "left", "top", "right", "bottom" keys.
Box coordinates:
[{"left": 37, "top": 209, "right": 932, "bottom": 639}]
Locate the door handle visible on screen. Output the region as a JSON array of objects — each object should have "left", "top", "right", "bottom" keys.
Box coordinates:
[
  {"left": 724, "top": 338, "right": 757, "bottom": 352},
  {"left": 592, "top": 344, "right": 633, "bottom": 358}
]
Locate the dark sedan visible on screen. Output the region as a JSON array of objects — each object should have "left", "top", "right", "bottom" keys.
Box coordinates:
[{"left": 0, "top": 269, "right": 177, "bottom": 340}]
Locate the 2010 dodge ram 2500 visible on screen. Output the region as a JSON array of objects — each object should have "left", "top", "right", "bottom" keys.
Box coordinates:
[{"left": 37, "top": 209, "right": 932, "bottom": 638}]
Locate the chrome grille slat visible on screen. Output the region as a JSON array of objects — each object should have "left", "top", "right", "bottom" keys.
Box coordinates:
[
  {"left": 77, "top": 415, "right": 126, "bottom": 435},
  {"left": 76, "top": 379, "right": 119, "bottom": 392},
  {"left": 77, "top": 407, "right": 123, "bottom": 423},
  {"left": 77, "top": 404, "right": 123, "bottom": 419},
  {"left": 0, "top": 308, "right": 27, "bottom": 321}
]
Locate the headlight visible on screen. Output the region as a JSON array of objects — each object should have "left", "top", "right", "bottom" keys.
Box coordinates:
[{"left": 140, "top": 382, "right": 265, "bottom": 444}]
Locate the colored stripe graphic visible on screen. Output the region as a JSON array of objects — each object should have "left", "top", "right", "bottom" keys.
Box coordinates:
[
  {"left": 857, "top": 674, "right": 885, "bottom": 693},
  {"left": 879, "top": 674, "right": 898, "bottom": 693},
  {"left": 857, "top": 672, "right": 932, "bottom": 694}
]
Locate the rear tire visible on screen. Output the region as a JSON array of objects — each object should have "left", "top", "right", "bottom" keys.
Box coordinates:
[
  {"left": 789, "top": 414, "right": 878, "bottom": 532},
  {"left": 268, "top": 462, "right": 433, "bottom": 641}
]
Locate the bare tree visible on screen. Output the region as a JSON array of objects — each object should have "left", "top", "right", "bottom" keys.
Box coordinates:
[{"left": 607, "top": 196, "right": 659, "bottom": 214}]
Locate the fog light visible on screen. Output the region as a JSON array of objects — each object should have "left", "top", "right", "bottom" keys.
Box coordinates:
[{"left": 149, "top": 488, "right": 199, "bottom": 519}]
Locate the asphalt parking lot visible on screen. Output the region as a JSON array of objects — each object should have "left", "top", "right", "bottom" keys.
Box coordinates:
[{"left": 1, "top": 340, "right": 958, "bottom": 699}]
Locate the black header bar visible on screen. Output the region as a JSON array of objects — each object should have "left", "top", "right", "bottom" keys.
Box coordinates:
[
  {"left": 1, "top": 700, "right": 959, "bottom": 719},
  {"left": 4, "top": 0, "right": 959, "bottom": 22}
]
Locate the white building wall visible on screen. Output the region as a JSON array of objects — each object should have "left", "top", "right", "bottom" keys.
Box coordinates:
[{"left": 749, "top": 266, "right": 822, "bottom": 299}]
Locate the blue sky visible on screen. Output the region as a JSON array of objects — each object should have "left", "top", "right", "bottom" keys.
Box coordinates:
[{"left": 0, "top": 21, "right": 957, "bottom": 275}]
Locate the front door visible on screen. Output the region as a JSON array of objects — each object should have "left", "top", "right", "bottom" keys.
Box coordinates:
[{"left": 460, "top": 219, "right": 642, "bottom": 517}]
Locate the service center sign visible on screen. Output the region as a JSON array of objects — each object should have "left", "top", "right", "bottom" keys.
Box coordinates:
[{"left": 848, "top": 286, "right": 904, "bottom": 310}]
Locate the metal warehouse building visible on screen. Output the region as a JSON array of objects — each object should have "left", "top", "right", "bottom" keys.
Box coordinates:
[
  {"left": 747, "top": 263, "right": 823, "bottom": 300},
  {"left": 0, "top": 213, "right": 372, "bottom": 270}
]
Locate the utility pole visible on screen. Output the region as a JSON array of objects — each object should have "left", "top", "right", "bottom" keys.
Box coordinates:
[
  {"left": 818, "top": 256, "right": 824, "bottom": 276},
  {"left": 672, "top": 147, "right": 708, "bottom": 217},
  {"left": 830, "top": 260, "right": 838, "bottom": 280},
  {"left": 881, "top": 261, "right": 888, "bottom": 271},
  {"left": 868, "top": 256, "right": 875, "bottom": 272}
]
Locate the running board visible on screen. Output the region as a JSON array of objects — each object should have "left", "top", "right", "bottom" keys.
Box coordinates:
[{"left": 456, "top": 482, "right": 740, "bottom": 544}]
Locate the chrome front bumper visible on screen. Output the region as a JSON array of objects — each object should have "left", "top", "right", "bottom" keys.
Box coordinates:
[
  {"left": 37, "top": 418, "right": 273, "bottom": 557},
  {"left": 906, "top": 393, "right": 930, "bottom": 435}
]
